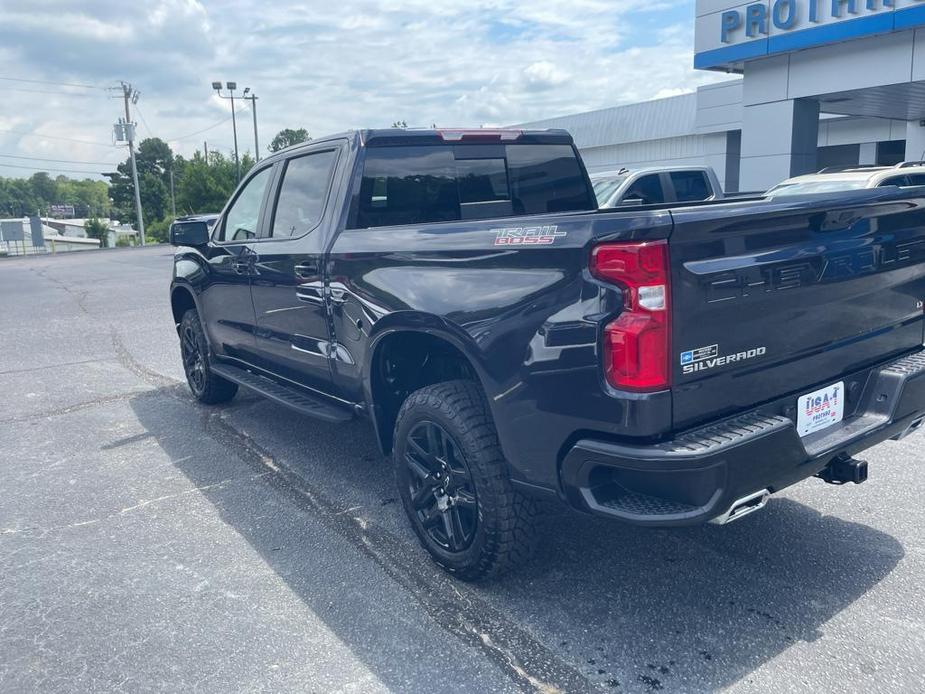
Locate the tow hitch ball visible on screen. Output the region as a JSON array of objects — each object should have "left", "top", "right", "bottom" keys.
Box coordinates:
[{"left": 816, "top": 456, "right": 868, "bottom": 485}]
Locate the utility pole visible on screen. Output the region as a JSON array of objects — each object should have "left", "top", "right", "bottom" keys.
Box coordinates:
[
  {"left": 203, "top": 141, "right": 209, "bottom": 162},
  {"left": 211, "top": 81, "right": 240, "bottom": 182},
  {"left": 243, "top": 88, "right": 260, "bottom": 161},
  {"left": 118, "top": 81, "right": 145, "bottom": 246}
]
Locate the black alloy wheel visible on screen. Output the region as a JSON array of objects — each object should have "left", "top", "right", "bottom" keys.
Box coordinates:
[
  {"left": 393, "top": 380, "right": 538, "bottom": 580},
  {"left": 180, "top": 321, "right": 206, "bottom": 395},
  {"left": 404, "top": 420, "right": 478, "bottom": 553},
  {"left": 178, "top": 309, "right": 238, "bottom": 405}
]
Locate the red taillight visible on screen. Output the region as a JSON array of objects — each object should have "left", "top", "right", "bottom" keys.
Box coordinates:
[{"left": 590, "top": 241, "right": 670, "bottom": 392}]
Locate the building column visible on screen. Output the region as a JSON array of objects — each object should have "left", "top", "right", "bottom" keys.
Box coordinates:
[
  {"left": 905, "top": 121, "right": 925, "bottom": 163},
  {"left": 739, "top": 99, "right": 820, "bottom": 191},
  {"left": 858, "top": 142, "right": 878, "bottom": 166}
]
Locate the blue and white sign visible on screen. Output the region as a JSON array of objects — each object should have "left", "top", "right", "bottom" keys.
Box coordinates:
[{"left": 695, "top": 0, "right": 925, "bottom": 69}]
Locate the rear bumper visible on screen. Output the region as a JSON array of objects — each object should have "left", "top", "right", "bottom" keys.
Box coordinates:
[{"left": 560, "top": 350, "right": 925, "bottom": 527}]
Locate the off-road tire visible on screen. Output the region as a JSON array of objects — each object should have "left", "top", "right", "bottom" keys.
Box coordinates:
[
  {"left": 394, "top": 379, "right": 537, "bottom": 581},
  {"left": 179, "top": 308, "right": 238, "bottom": 405}
]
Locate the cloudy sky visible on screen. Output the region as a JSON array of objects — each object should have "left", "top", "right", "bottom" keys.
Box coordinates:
[{"left": 0, "top": 0, "right": 725, "bottom": 179}]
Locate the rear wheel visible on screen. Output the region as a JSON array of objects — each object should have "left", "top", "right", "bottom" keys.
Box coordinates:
[
  {"left": 394, "top": 380, "right": 537, "bottom": 581},
  {"left": 179, "top": 308, "right": 238, "bottom": 405}
]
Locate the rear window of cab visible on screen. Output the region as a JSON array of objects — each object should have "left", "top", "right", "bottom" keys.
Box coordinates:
[{"left": 350, "top": 144, "right": 595, "bottom": 229}]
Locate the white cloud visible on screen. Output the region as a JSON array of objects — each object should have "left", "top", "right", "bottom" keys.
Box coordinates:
[
  {"left": 0, "top": 0, "right": 727, "bottom": 178},
  {"left": 522, "top": 62, "right": 569, "bottom": 92}
]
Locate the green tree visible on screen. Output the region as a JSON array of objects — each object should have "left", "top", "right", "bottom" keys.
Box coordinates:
[
  {"left": 84, "top": 217, "right": 110, "bottom": 248},
  {"left": 55, "top": 176, "right": 110, "bottom": 217},
  {"left": 174, "top": 151, "right": 235, "bottom": 214},
  {"left": 0, "top": 177, "right": 39, "bottom": 216},
  {"left": 146, "top": 215, "right": 175, "bottom": 244},
  {"left": 28, "top": 172, "right": 57, "bottom": 206},
  {"left": 173, "top": 149, "right": 255, "bottom": 216},
  {"left": 268, "top": 128, "right": 310, "bottom": 153},
  {"left": 106, "top": 137, "right": 177, "bottom": 228},
  {"left": 136, "top": 138, "right": 174, "bottom": 178},
  {"left": 139, "top": 171, "right": 169, "bottom": 223},
  {"left": 104, "top": 164, "right": 135, "bottom": 223}
]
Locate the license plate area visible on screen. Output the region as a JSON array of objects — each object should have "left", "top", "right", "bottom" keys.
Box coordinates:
[{"left": 797, "top": 381, "right": 845, "bottom": 437}]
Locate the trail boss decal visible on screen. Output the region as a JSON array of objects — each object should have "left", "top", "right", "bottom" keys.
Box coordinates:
[
  {"left": 493, "top": 225, "right": 566, "bottom": 246},
  {"left": 681, "top": 345, "right": 767, "bottom": 374}
]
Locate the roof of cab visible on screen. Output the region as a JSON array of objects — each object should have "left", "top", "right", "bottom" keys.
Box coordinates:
[
  {"left": 777, "top": 163, "right": 925, "bottom": 187},
  {"left": 359, "top": 128, "right": 575, "bottom": 146},
  {"left": 590, "top": 165, "right": 712, "bottom": 179},
  {"left": 260, "top": 128, "right": 575, "bottom": 165}
]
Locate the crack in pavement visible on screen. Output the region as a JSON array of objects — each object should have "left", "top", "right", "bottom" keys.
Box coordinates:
[
  {"left": 0, "top": 358, "right": 114, "bottom": 376},
  {"left": 0, "top": 390, "right": 153, "bottom": 425},
  {"left": 0, "top": 472, "right": 272, "bottom": 540},
  {"left": 31, "top": 265, "right": 181, "bottom": 391}
]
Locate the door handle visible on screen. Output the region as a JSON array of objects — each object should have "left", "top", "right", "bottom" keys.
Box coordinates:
[
  {"left": 294, "top": 262, "right": 317, "bottom": 278},
  {"left": 329, "top": 287, "right": 347, "bottom": 305},
  {"left": 232, "top": 251, "right": 258, "bottom": 275}
]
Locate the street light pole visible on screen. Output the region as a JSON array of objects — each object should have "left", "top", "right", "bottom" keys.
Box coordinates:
[
  {"left": 229, "top": 85, "right": 239, "bottom": 182},
  {"left": 212, "top": 81, "right": 241, "bottom": 183},
  {"left": 243, "top": 88, "right": 260, "bottom": 161}
]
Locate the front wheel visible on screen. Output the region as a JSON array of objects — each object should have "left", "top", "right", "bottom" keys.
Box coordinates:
[
  {"left": 178, "top": 308, "right": 238, "bottom": 405},
  {"left": 394, "top": 380, "right": 537, "bottom": 581}
]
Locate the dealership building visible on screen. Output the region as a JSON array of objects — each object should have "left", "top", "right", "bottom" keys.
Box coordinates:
[{"left": 519, "top": 0, "right": 925, "bottom": 192}]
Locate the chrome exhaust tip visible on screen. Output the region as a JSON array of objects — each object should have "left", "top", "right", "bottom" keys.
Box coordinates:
[{"left": 710, "top": 489, "right": 771, "bottom": 525}]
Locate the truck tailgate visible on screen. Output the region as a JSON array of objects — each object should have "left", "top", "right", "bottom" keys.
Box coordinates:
[{"left": 669, "top": 190, "right": 925, "bottom": 430}]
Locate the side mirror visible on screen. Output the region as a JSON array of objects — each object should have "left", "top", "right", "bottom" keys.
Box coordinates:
[{"left": 170, "top": 220, "right": 210, "bottom": 247}]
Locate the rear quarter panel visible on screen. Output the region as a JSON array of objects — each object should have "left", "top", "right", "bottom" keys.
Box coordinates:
[{"left": 327, "top": 211, "right": 672, "bottom": 489}]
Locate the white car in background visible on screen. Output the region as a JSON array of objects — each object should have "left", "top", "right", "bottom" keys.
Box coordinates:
[
  {"left": 767, "top": 162, "right": 925, "bottom": 196},
  {"left": 590, "top": 166, "right": 725, "bottom": 207}
]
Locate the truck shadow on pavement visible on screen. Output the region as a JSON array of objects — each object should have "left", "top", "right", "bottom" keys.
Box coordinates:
[{"left": 131, "top": 387, "right": 905, "bottom": 694}]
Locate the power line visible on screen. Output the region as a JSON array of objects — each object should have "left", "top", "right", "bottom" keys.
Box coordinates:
[
  {"left": 2, "top": 87, "right": 104, "bottom": 98},
  {"left": 0, "top": 152, "right": 121, "bottom": 165},
  {"left": 0, "top": 161, "right": 110, "bottom": 175},
  {"left": 0, "top": 75, "right": 107, "bottom": 90},
  {"left": 134, "top": 103, "right": 155, "bottom": 137},
  {"left": 167, "top": 106, "right": 250, "bottom": 143},
  {"left": 0, "top": 128, "right": 117, "bottom": 148}
]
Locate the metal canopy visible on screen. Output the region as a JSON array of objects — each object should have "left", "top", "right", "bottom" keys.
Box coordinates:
[{"left": 817, "top": 81, "right": 925, "bottom": 121}]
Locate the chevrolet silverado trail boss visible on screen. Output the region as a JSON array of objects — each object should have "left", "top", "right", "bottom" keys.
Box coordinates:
[{"left": 169, "top": 129, "right": 925, "bottom": 580}]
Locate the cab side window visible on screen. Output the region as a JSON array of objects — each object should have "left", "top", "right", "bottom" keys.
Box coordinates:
[
  {"left": 670, "top": 171, "right": 712, "bottom": 201},
  {"left": 623, "top": 174, "right": 665, "bottom": 205},
  {"left": 271, "top": 150, "right": 338, "bottom": 238},
  {"left": 219, "top": 167, "right": 273, "bottom": 241},
  {"left": 878, "top": 176, "right": 909, "bottom": 187}
]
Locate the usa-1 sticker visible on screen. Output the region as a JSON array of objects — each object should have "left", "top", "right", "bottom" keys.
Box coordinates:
[{"left": 493, "top": 225, "right": 566, "bottom": 246}]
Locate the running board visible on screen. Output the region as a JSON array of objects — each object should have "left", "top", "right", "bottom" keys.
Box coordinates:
[{"left": 210, "top": 364, "right": 354, "bottom": 424}]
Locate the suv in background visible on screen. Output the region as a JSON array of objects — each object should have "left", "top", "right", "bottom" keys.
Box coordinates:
[
  {"left": 591, "top": 166, "right": 723, "bottom": 207},
  {"left": 767, "top": 162, "right": 925, "bottom": 196}
]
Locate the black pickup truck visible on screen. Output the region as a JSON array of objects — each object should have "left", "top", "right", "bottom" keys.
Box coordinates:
[{"left": 169, "top": 128, "right": 925, "bottom": 580}]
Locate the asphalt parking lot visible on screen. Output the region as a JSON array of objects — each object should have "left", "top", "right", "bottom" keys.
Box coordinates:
[{"left": 1, "top": 246, "right": 924, "bottom": 693}]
